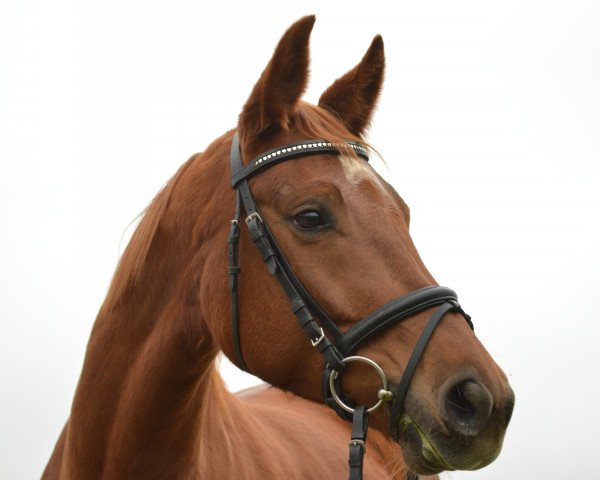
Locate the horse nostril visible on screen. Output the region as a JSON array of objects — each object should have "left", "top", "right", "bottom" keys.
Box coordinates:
[{"left": 443, "top": 380, "right": 493, "bottom": 436}]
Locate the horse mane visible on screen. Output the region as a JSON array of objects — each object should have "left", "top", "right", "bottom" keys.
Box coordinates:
[{"left": 104, "top": 154, "right": 199, "bottom": 306}]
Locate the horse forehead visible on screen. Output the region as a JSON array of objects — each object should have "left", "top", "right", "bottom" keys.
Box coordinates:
[{"left": 338, "top": 155, "right": 387, "bottom": 192}]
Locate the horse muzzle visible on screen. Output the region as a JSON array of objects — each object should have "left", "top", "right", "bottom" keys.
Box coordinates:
[{"left": 396, "top": 376, "right": 515, "bottom": 474}]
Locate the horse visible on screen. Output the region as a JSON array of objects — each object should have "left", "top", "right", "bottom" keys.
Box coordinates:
[{"left": 42, "top": 15, "right": 514, "bottom": 480}]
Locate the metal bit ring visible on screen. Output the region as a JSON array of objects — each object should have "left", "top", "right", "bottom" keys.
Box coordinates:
[{"left": 328, "top": 355, "right": 393, "bottom": 414}]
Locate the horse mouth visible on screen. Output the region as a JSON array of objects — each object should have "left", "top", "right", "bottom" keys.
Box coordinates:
[
  {"left": 397, "top": 414, "right": 455, "bottom": 475},
  {"left": 396, "top": 412, "right": 503, "bottom": 475}
]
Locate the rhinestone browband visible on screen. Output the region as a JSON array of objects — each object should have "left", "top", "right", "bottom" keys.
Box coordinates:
[
  {"left": 253, "top": 142, "right": 368, "bottom": 166},
  {"left": 230, "top": 138, "right": 369, "bottom": 187}
]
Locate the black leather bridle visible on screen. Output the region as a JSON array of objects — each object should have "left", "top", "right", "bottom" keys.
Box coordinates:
[{"left": 228, "top": 133, "right": 473, "bottom": 480}]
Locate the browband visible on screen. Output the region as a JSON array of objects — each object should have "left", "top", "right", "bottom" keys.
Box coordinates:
[{"left": 231, "top": 138, "right": 369, "bottom": 187}]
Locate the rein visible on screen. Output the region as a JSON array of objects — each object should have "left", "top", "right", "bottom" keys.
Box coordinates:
[{"left": 228, "top": 133, "right": 473, "bottom": 479}]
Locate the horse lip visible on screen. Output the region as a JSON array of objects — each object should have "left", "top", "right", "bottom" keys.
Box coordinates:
[
  {"left": 396, "top": 409, "right": 505, "bottom": 474},
  {"left": 397, "top": 413, "right": 456, "bottom": 474}
]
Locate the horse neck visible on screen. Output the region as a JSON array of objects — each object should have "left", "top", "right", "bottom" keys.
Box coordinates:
[{"left": 61, "top": 142, "right": 236, "bottom": 478}]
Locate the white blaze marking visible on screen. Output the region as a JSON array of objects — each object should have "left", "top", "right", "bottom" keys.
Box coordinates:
[{"left": 339, "top": 155, "right": 386, "bottom": 192}]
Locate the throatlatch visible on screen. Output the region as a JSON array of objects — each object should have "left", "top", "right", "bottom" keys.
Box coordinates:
[{"left": 228, "top": 132, "right": 474, "bottom": 480}]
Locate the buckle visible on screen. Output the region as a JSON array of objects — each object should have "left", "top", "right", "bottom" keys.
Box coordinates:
[
  {"left": 245, "top": 212, "right": 263, "bottom": 226},
  {"left": 349, "top": 439, "right": 366, "bottom": 452},
  {"left": 310, "top": 327, "right": 325, "bottom": 347}
]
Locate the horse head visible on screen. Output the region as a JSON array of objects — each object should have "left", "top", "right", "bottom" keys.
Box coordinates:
[{"left": 180, "top": 15, "right": 513, "bottom": 476}]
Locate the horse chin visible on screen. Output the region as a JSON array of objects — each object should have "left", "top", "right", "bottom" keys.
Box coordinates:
[{"left": 396, "top": 413, "right": 503, "bottom": 475}]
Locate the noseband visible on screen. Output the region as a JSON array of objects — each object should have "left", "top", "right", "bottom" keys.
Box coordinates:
[{"left": 228, "top": 133, "right": 473, "bottom": 480}]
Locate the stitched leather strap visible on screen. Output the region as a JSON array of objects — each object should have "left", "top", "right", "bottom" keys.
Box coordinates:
[
  {"left": 336, "top": 286, "right": 471, "bottom": 356},
  {"left": 231, "top": 138, "right": 368, "bottom": 187},
  {"left": 228, "top": 190, "right": 248, "bottom": 371},
  {"left": 243, "top": 204, "right": 346, "bottom": 372},
  {"left": 229, "top": 133, "right": 347, "bottom": 372},
  {"left": 321, "top": 365, "right": 354, "bottom": 421},
  {"left": 231, "top": 134, "right": 341, "bottom": 335},
  {"left": 320, "top": 286, "right": 472, "bottom": 423},
  {"left": 388, "top": 301, "right": 468, "bottom": 440},
  {"left": 349, "top": 406, "right": 369, "bottom": 480}
]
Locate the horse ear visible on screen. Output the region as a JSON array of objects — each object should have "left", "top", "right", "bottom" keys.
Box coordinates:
[
  {"left": 318, "top": 35, "right": 385, "bottom": 136},
  {"left": 238, "top": 15, "right": 315, "bottom": 144}
]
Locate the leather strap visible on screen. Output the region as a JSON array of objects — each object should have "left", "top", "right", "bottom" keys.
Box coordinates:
[
  {"left": 231, "top": 133, "right": 349, "bottom": 338},
  {"left": 227, "top": 190, "right": 248, "bottom": 371},
  {"left": 349, "top": 406, "right": 369, "bottom": 480},
  {"left": 321, "top": 365, "right": 354, "bottom": 421},
  {"left": 336, "top": 286, "right": 472, "bottom": 356},
  {"left": 231, "top": 138, "right": 368, "bottom": 187},
  {"left": 388, "top": 301, "right": 470, "bottom": 440},
  {"left": 320, "top": 287, "right": 472, "bottom": 422},
  {"left": 230, "top": 133, "right": 347, "bottom": 372},
  {"left": 243, "top": 205, "right": 346, "bottom": 372}
]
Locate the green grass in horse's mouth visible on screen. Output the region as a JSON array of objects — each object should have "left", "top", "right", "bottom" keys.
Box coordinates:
[{"left": 399, "top": 413, "right": 455, "bottom": 471}]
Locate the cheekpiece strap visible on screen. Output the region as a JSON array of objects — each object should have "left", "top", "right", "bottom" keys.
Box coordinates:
[
  {"left": 228, "top": 190, "right": 248, "bottom": 371},
  {"left": 229, "top": 133, "right": 367, "bottom": 373}
]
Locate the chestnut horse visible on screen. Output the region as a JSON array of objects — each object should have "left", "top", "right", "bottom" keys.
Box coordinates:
[{"left": 43, "top": 16, "right": 514, "bottom": 480}]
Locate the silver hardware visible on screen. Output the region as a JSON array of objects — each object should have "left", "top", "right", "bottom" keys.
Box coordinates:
[
  {"left": 349, "top": 439, "right": 366, "bottom": 452},
  {"left": 249, "top": 141, "right": 367, "bottom": 168},
  {"left": 329, "top": 356, "right": 390, "bottom": 414},
  {"left": 230, "top": 219, "right": 238, "bottom": 227},
  {"left": 245, "top": 212, "right": 263, "bottom": 225},
  {"left": 310, "top": 327, "right": 326, "bottom": 347}
]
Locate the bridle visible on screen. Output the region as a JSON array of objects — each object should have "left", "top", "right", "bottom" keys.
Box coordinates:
[{"left": 228, "top": 132, "right": 474, "bottom": 480}]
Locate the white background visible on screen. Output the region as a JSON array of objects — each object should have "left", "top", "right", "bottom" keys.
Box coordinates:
[{"left": 1, "top": 1, "right": 599, "bottom": 478}]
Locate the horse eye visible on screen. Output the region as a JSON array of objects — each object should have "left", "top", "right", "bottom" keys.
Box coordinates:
[{"left": 293, "top": 210, "right": 326, "bottom": 230}]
